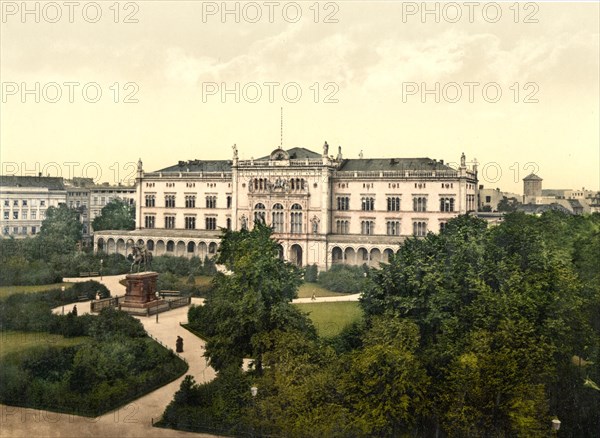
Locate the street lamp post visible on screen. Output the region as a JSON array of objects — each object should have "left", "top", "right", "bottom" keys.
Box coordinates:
[
  {"left": 155, "top": 291, "right": 160, "bottom": 323},
  {"left": 100, "top": 258, "right": 103, "bottom": 280},
  {"left": 61, "top": 286, "right": 65, "bottom": 315}
]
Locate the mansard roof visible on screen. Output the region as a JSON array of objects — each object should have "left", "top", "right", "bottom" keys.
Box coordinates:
[
  {"left": 156, "top": 147, "right": 322, "bottom": 172},
  {"left": 338, "top": 158, "right": 455, "bottom": 172},
  {"left": 0, "top": 175, "right": 65, "bottom": 190},
  {"left": 257, "top": 147, "right": 321, "bottom": 160},
  {"left": 155, "top": 149, "right": 457, "bottom": 173},
  {"left": 156, "top": 160, "right": 232, "bottom": 173}
]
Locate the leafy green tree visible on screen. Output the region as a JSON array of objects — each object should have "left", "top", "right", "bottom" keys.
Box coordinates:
[
  {"left": 340, "top": 316, "right": 430, "bottom": 436},
  {"left": 91, "top": 198, "right": 135, "bottom": 231},
  {"left": 198, "top": 224, "right": 313, "bottom": 372},
  {"left": 497, "top": 196, "right": 518, "bottom": 212},
  {"left": 247, "top": 329, "right": 343, "bottom": 437},
  {"left": 360, "top": 214, "right": 489, "bottom": 351},
  {"left": 37, "top": 204, "right": 83, "bottom": 257},
  {"left": 439, "top": 319, "right": 551, "bottom": 437}
]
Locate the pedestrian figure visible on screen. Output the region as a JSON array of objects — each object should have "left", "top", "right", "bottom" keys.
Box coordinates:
[
  {"left": 311, "top": 292, "right": 316, "bottom": 301},
  {"left": 176, "top": 336, "right": 184, "bottom": 353},
  {"left": 72, "top": 305, "right": 78, "bottom": 316}
]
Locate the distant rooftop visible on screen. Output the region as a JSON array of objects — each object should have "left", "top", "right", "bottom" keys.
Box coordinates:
[
  {"left": 516, "top": 203, "right": 572, "bottom": 215},
  {"left": 156, "top": 147, "right": 457, "bottom": 173},
  {"left": 0, "top": 175, "right": 65, "bottom": 190},
  {"left": 156, "top": 160, "right": 232, "bottom": 173},
  {"left": 339, "top": 157, "right": 454, "bottom": 172},
  {"left": 523, "top": 173, "right": 543, "bottom": 181},
  {"left": 257, "top": 147, "right": 322, "bottom": 160}
]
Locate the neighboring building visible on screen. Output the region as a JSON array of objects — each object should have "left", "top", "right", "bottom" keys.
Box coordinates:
[
  {"left": 478, "top": 186, "right": 521, "bottom": 211},
  {"left": 65, "top": 178, "right": 93, "bottom": 237},
  {"left": 0, "top": 175, "right": 66, "bottom": 238},
  {"left": 479, "top": 187, "right": 504, "bottom": 211},
  {"left": 523, "top": 173, "right": 543, "bottom": 204},
  {"left": 65, "top": 178, "right": 136, "bottom": 240},
  {"left": 89, "top": 183, "right": 136, "bottom": 227},
  {"left": 476, "top": 211, "right": 505, "bottom": 227},
  {"left": 518, "top": 174, "right": 599, "bottom": 216},
  {"left": 589, "top": 192, "right": 600, "bottom": 214},
  {"left": 515, "top": 203, "right": 574, "bottom": 216},
  {"left": 95, "top": 144, "right": 478, "bottom": 270}
]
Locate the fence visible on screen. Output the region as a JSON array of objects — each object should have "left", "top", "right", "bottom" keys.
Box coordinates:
[
  {"left": 90, "top": 295, "right": 191, "bottom": 315},
  {"left": 90, "top": 295, "right": 126, "bottom": 313}
]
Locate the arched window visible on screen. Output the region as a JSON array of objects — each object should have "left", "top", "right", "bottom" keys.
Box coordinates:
[
  {"left": 439, "top": 197, "right": 455, "bottom": 212},
  {"left": 413, "top": 197, "right": 427, "bottom": 212},
  {"left": 290, "top": 204, "right": 303, "bottom": 234},
  {"left": 272, "top": 203, "right": 284, "bottom": 233},
  {"left": 361, "top": 197, "right": 375, "bottom": 211},
  {"left": 413, "top": 221, "right": 427, "bottom": 236},
  {"left": 387, "top": 196, "right": 400, "bottom": 211},
  {"left": 254, "top": 203, "right": 266, "bottom": 224},
  {"left": 361, "top": 220, "right": 374, "bottom": 235}
]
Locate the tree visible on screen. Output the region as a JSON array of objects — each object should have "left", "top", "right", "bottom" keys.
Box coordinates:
[
  {"left": 340, "top": 316, "right": 431, "bottom": 436},
  {"left": 360, "top": 214, "right": 489, "bottom": 349},
  {"left": 37, "top": 204, "right": 83, "bottom": 257},
  {"left": 197, "top": 223, "right": 314, "bottom": 372},
  {"left": 92, "top": 198, "right": 135, "bottom": 231},
  {"left": 439, "top": 319, "right": 551, "bottom": 437},
  {"left": 497, "top": 196, "right": 518, "bottom": 212}
]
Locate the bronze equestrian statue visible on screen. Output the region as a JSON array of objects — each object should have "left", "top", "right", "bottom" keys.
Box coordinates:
[{"left": 130, "top": 243, "right": 153, "bottom": 273}]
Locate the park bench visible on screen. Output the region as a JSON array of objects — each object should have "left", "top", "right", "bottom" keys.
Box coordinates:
[
  {"left": 77, "top": 295, "right": 89, "bottom": 302},
  {"left": 79, "top": 272, "right": 99, "bottom": 277},
  {"left": 160, "top": 290, "right": 181, "bottom": 298}
]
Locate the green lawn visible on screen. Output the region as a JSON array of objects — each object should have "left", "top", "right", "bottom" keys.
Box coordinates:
[
  {"left": 0, "top": 283, "right": 73, "bottom": 299},
  {"left": 294, "top": 302, "right": 363, "bottom": 338},
  {"left": 0, "top": 331, "right": 88, "bottom": 359},
  {"left": 297, "top": 282, "right": 354, "bottom": 299},
  {"left": 192, "top": 276, "right": 213, "bottom": 286}
]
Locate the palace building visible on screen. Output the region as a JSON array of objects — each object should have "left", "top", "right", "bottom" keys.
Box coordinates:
[{"left": 94, "top": 143, "right": 478, "bottom": 270}]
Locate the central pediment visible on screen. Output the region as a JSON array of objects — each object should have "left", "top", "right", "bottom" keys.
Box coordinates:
[{"left": 269, "top": 148, "right": 289, "bottom": 161}]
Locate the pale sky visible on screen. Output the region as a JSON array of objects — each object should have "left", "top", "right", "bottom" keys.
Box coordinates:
[{"left": 1, "top": 1, "right": 598, "bottom": 194}]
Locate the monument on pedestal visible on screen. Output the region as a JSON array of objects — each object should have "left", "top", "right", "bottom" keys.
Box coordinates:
[{"left": 119, "top": 243, "right": 168, "bottom": 315}]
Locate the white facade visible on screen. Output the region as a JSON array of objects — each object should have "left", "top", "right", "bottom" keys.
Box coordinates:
[
  {"left": 95, "top": 145, "right": 478, "bottom": 270},
  {"left": 0, "top": 176, "right": 66, "bottom": 238}
]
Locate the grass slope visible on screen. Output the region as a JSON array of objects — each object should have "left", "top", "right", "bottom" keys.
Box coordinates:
[
  {"left": 294, "top": 302, "right": 363, "bottom": 338},
  {"left": 0, "top": 283, "right": 73, "bottom": 299},
  {"left": 0, "top": 331, "right": 88, "bottom": 359}
]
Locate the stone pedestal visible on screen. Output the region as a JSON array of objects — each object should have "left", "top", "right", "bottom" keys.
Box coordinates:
[{"left": 121, "top": 272, "right": 160, "bottom": 311}]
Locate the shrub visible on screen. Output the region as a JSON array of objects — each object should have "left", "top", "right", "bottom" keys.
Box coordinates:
[
  {"left": 304, "top": 264, "right": 318, "bottom": 283},
  {"left": 317, "top": 265, "right": 366, "bottom": 293}
]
